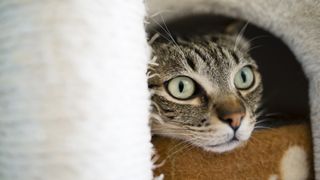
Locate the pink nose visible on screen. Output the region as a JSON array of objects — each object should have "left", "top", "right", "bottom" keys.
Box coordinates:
[
  {"left": 215, "top": 95, "right": 246, "bottom": 130},
  {"left": 220, "top": 112, "right": 245, "bottom": 130}
]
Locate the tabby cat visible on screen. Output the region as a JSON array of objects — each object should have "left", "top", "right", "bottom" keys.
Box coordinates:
[{"left": 147, "top": 25, "right": 263, "bottom": 153}]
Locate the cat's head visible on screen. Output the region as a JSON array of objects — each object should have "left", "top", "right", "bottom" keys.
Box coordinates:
[{"left": 148, "top": 33, "right": 262, "bottom": 153}]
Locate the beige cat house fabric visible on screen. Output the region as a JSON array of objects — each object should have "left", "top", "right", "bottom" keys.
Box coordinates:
[{"left": 0, "top": 0, "right": 319, "bottom": 179}]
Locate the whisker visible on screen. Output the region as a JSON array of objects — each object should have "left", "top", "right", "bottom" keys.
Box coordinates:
[
  {"left": 167, "top": 139, "right": 191, "bottom": 154},
  {"left": 185, "top": 125, "right": 214, "bottom": 132},
  {"left": 255, "top": 107, "right": 268, "bottom": 118},
  {"left": 254, "top": 126, "right": 272, "bottom": 130},
  {"left": 149, "top": 27, "right": 174, "bottom": 44},
  {"left": 255, "top": 118, "right": 274, "bottom": 125},
  {"left": 247, "top": 44, "right": 263, "bottom": 53},
  {"left": 149, "top": 15, "right": 188, "bottom": 61},
  {"left": 149, "top": 9, "right": 173, "bottom": 19},
  {"left": 246, "top": 35, "right": 271, "bottom": 44},
  {"left": 180, "top": 144, "right": 196, "bottom": 155},
  {"left": 160, "top": 14, "right": 179, "bottom": 47},
  {"left": 152, "top": 125, "right": 201, "bottom": 134},
  {"left": 259, "top": 112, "right": 287, "bottom": 118},
  {"left": 151, "top": 132, "right": 195, "bottom": 137},
  {"left": 234, "top": 21, "right": 249, "bottom": 51},
  {"left": 166, "top": 141, "right": 194, "bottom": 160}
]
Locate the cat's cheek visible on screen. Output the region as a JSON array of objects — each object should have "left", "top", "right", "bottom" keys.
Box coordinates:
[
  {"left": 235, "top": 120, "right": 254, "bottom": 141},
  {"left": 236, "top": 131, "right": 252, "bottom": 141}
]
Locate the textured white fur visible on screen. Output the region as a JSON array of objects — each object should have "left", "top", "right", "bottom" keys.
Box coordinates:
[
  {"left": 0, "top": 1, "right": 152, "bottom": 179},
  {"left": 146, "top": 0, "right": 320, "bottom": 178}
]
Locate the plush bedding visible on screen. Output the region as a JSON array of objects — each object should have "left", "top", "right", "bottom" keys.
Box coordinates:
[{"left": 153, "top": 118, "right": 313, "bottom": 180}]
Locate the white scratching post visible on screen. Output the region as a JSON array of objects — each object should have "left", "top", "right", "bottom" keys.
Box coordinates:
[{"left": 0, "top": 1, "right": 152, "bottom": 179}]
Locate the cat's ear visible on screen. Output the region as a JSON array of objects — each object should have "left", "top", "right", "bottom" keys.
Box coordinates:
[
  {"left": 224, "top": 21, "right": 247, "bottom": 35},
  {"left": 220, "top": 21, "right": 251, "bottom": 52}
]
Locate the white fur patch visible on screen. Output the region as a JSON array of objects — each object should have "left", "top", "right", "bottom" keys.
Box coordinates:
[
  {"left": 280, "top": 146, "right": 309, "bottom": 180},
  {"left": 268, "top": 174, "right": 278, "bottom": 180}
]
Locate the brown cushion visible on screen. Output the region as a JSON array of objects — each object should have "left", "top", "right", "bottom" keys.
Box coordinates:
[{"left": 153, "top": 121, "right": 313, "bottom": 180}]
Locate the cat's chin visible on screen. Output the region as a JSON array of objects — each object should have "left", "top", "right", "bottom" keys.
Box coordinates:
[{"left": 202, "top": 139, "right": 244, "bottom": 153}]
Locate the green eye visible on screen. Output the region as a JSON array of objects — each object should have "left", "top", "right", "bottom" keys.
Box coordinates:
[
  {"left": 234, "top": 66, "right": 255, "bottom": 90},
  {"left": 167, "top": 76, "right": 195, "bottom": 99}
]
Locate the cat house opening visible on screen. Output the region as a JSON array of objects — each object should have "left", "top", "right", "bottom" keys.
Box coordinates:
[{"left": 146, "top": 14, "right": 310, "bottom": 118}]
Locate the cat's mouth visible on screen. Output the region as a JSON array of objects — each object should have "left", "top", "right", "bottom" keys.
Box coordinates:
[
  {"left": 202, "top": 138, "right": 242, "bottom": 153},
  {"left": 207, "top": 137, "right": 239, "bottom": 148},
  {"left": 208, "top": 137, "right": 240, "bottom": 147}
]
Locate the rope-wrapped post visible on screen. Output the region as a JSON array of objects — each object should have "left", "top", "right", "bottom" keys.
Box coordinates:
[{"left": 0, "top": 1, "right": 152, "bottom": 179}]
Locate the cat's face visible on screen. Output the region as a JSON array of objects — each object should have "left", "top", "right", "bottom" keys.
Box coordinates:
[{"left": 148, "top": 34, "right": 262, "bottom": 153}]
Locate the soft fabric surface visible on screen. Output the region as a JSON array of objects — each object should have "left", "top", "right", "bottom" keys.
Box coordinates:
[
  {"left": 0, "top": 1, "right": 152, "bottom": 179},
  {"left": 153, "top": 120, "right": 313, "bottom": 180}
]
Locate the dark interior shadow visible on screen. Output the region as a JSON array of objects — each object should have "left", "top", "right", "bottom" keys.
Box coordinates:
[{"left": 147, "top": 15, "right": 310, "bottom": 119}]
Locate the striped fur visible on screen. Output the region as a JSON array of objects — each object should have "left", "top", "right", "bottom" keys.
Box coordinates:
[{"left": 148, "top": 32, "right": 263, "bottom": 153}]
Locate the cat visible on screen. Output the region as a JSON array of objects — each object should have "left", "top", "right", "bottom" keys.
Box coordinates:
[{"left": 147, "top": 25, "right": 263, "bottom": 153}]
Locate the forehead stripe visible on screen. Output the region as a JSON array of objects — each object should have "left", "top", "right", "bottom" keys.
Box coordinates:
[
  {"left": 179, "top": 43, "right": 212, "bottom": 68},
  {"left": 230, "top": 51, "right": 240, "bottom": 64}
]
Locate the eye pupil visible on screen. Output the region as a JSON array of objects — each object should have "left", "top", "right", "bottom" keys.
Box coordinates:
[
  {"left": 241, "top": 71, "right": 247, "bottom": 82},
  {"left": 167, "top": 76, "right": 195, "bottom": 99},
  {"left": 234, "top": 66, "right": 255, "bottom": 90},
  {"left": 178, "top": 81, "right": 184, "bottom": 93}
]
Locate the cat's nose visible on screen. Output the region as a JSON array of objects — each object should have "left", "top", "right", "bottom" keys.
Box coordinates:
[
  {"left": 215, "top": 95, "right": 245, "bottom": 130},
  {"left": 220, "top": 112, "right": 245, "bottom": 130}
]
